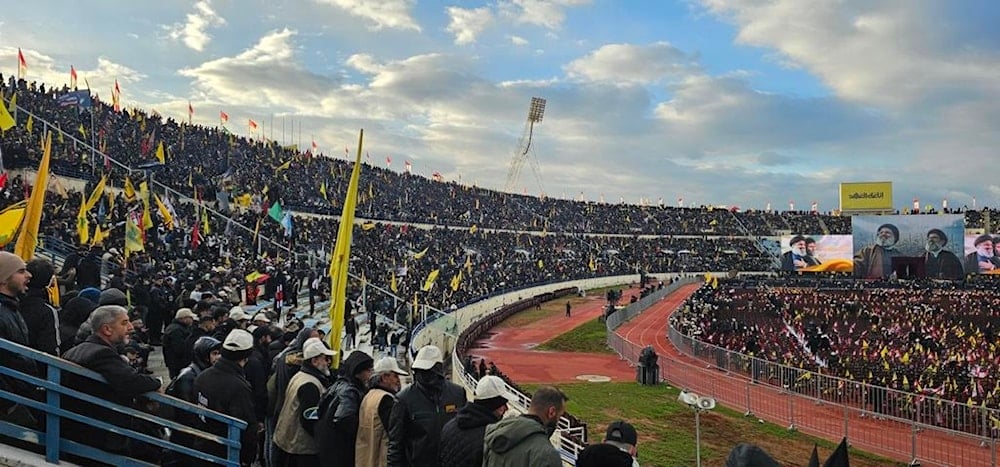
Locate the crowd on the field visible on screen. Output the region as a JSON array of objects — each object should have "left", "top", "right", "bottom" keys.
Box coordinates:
[{"left": 674, "top": 277, "right": 1000, "bottom": 419}]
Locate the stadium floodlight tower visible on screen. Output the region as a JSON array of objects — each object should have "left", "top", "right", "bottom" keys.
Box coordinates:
[{"left": 504, "top": 97, "right": 546, "bottom": 193}]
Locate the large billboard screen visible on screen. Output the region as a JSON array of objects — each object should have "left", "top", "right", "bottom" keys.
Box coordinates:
[
  {"left": 779, "top": 235, "right": 853, "bottom": 273},
  {"left": 962, "top": 234, "right": 1000, "bottom": 275},
  {"left": 840, "top": 181, "right": 893, "bottom": 211},
  {"left": 852, "top": 214, "right": 965, "bottom": 280}
]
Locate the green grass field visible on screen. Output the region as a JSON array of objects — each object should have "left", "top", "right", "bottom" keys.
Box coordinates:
[
  {"left": 535, "top": 318, "right": 614, "bottom": 354},
  {"left": 522, "top": 382, "right": 902, "bottom": 467}
]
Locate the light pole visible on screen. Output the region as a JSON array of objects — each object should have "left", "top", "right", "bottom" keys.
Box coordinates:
[{"left": 679, "top": 390, "right": 716, "bottom": 467}]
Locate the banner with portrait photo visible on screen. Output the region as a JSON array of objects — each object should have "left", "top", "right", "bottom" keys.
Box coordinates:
[
  {"left": 962, "top": 233, "right": 1000, "bottom": 275},
  {"left": 779, "top": 235, "right": 853, "bottom": 273},
  {"left": 851, "top": 214, "right": 965, "bottom": 280}
]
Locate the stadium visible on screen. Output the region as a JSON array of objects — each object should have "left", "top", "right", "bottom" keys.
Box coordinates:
[{"left": 2, "top": 70, "right": 1000, "bottom": 466}]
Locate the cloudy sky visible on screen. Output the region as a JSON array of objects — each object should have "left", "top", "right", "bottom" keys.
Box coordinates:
[{"left": 3, "top": 0, "right": 999, "bottom": 211}]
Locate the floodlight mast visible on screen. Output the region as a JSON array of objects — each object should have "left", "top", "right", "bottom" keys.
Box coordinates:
[{"left": 504, "top": 97, "right": 546, "bottom": 193}]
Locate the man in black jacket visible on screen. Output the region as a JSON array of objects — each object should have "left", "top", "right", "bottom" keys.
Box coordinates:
[
  {"left": 20, "top": 258, "right": 60, "bottom": 355},
  {"left": 164, "top": 335, "right": 221, "bottom": 465},
  {"left": 439, "top": 375, "right": 510, "bottom": 467},
  {"left": 0, "top": 252, "right": 38, "bottom": 425},
  {"left": 316, "top": 348, "right": 374, "bottom": 467},
  {"left": 387, "top": 345, "right": 468, "bottom": 467},
  {"left": 194, "top": 328, "right": 258, "bottom": 466},
  {"left": 163, "top": 308, "right": 197, "bottom": 378},
  {"left": 62, "top": 305, "right": 164, "bottom": 455}
]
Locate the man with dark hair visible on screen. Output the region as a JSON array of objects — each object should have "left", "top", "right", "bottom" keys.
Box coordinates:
[
  {"left": 163, "top": 308, "right": 197, "bottom": 378},
  {"left": 854, "top": 223, "right": 902, "bottom": 279},
  {"left": 21, "top": 258, "right": 60, "bottom": 355},
  {"left": 62, "top": 305, "right": 163, "bottom": 454},
  {"left": 388, "top": 345, "right": 467, "bottom": 467},
  {"left": 194, "top": 329, "right": 258, "bottom": 466},
  {"left": 804, "top": 237, "right": 822, "bottom": 266},
  {"left": 440, "top": 375, "right": 510, "bottom": 467},
  {"left": 483, "top": 385, "right": 567, "bottom": 467},
  {"left": 923, "top": 228, "right": 963, "bottom": 280}
]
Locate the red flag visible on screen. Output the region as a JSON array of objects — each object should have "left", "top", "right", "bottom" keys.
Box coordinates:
[
  {"left": 104, "top": 153, "right": 110, "bottom": 171},
  {"left": 249, "top": 119, "right": 258, "bottom": 130},
  {"left": 17, "top": 48, "right": 27, "bottom": 78},
  {"left": 70, "top": 66, "right": 78, "bottom": 88},
  {"left": 114, "top": 79, "right": 121, "bottom": 95},
  {"left": 220, "top": 111, "right": 229, "bottom": 123},
  {"left": 312, "top": 139, "right": 318, "bottom": 150},
  {"left": 188, "top": 101, "right": 194, "bottom": 118},
  {"left": 191, "top": 221, "right": 200, "bottom": 250},
  {"left": 386, "top": 155, "right": 392, "bottom": 167},
  {"left": 0, "top": 172, "right": 8, "bottom": 191}
]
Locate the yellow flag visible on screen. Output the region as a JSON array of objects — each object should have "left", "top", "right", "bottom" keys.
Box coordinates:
[
  {"left": 78, "top": 123, "right": 86, "bottom": 138},
  {"left": 0, "top": 97, "right": 14, "bottom": 131},
  {"left": 361, "top": 222, "right": 375, "bottom": 231},
  {"left": 7, "top": 93, "right": 15, "bottom": 112},
  {"left": 90, "top": 224, "right": 109, "bottom": 246},
  {"left": 275, "top": 160, "right": 291, "bottom": 173},
  {"left": 390, "top": 272, "right": 398, "bottom": 293},
  {"left": 537, "top": 259, "right": 544, "bottom": 269},
  {"left": 327, "top": 129, "right": 364, "bottom": 368},
  {"left": 139, "top": 182, "right": 153, "bottom": 230},
  {"left": 201, "top": 205, "right": 210, "bottom": 234},
  {"left": 450, "top": 270, "right": 462, "bottom": 291},
  {"left": 413, "top": 247, "right": 429, "bottom": 259},
  {"left": 588, "top": 256, "right": 597, "bottom": 272},
  {"left": 154, "top": 193, "right": 174, "bottom": 229},
  {"left": 84, "top": 176, "right": 107, "bottom": 212},
  {"left": 421, "top": 269, "right": 440, "bottom": 291},
  {"left": 469, "top": 224, "right": 478, "bottom": 234},
  {"left": 76, "top": 192, "right": 89, "bottom": 244},
  {"left": 0, "top": 201, "right": 27, "bottom": 247},
  {"left": 320, "top": 181, "right": 327, "bottom": 201},
  {"left": 123, "top": 177, "right": 136, "bottom": 202},
  {"left": 464, "top": 254, "right": 472, "bottom": 274},
  {"left": 47, "top": 275, "right": 60, "bottom": 308},
  {"left": 25, "top": 115, "right": 33, "bottom": 134},
  {"left": 155, "top": 141, "right": 166, "bottom": 164},
  {"left": 124, "top": 213, "right": 144, "bottom": 256},
  {"left": 14, "top": 132, "right": 52, "bottom": 260}
]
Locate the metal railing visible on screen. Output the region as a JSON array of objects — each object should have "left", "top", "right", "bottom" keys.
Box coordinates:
[
  {"left": 604, "top": 280, "right": 1000, "bottom": 466},
  {"left": 0, "top": 339, "right": 247, "bottom": 466}
]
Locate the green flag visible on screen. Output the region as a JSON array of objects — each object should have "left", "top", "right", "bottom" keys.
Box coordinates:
[{"left": 268, "top": 200, "right": 283, "bottom": 223}]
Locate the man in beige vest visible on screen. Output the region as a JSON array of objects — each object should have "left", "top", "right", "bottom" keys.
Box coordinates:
[
  {"left": 274, "top": 337, "right": 334, "bottom": 465},
  {"left": 356, "top": 357, "right": 408, "bottom": 467}
]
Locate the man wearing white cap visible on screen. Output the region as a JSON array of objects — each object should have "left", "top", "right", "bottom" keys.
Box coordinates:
[
  {"left": 387, "top": 345, "right": 467, "bottom": 467},
  {"left": 357, "top": 357, "right": 409, "bottom": 467},
  {"left": 439, "top": 375, "right": 510, "bottom": 467},
  {"left": 163, "top": 308, "right": 197, "bottom": 378},
  {"left": 194, "top": 329, "right": 258, "bottom": 466},
  {"left": 274, "top": 337, "right": 334, "bottom": 465}
]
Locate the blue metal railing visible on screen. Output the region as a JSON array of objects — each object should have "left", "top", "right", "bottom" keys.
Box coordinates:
[{"left": 0, "top": 338, "right": 246, "bottom": 466}]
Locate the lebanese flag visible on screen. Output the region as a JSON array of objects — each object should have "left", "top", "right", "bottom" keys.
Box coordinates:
[{"left": 17, "top": 48, "right": 27, "bottom": 77}]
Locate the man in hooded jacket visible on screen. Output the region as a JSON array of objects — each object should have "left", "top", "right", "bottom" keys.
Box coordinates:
[
  {"left": 387, "top": 345, "right": 467, "bottom": 467},
  {"left": 482, "top": 385, "right": 566, "bottom": 467},
  {"left": 274, "top": 337, "right": 335, "bottom": 466},
  {"left": 164, "top": 336, "right": 222, "bottom": 465},
  {"left": 316, "top": 349, "right": 374, "bottom": 466}
]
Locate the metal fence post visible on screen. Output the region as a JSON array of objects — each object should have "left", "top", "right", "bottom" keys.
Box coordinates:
[
  {"left": 745, "top": 383, "right": 753, "bottom": 417},
  {"left": 911, "top": 422, "right": 918, "bottom": 465},
  {"left": 789, "top": 395, "right": 796, "bottom": 431},
  {"left": 843, "top": 405, "right": 849, "bottom": 439}
]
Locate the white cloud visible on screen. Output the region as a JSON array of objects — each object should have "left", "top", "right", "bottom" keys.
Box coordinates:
[
  {"left": 698, "top": 0, "right": 1000, "bottom": 110},
  {"left": 500, "top": 0, "right": 590, "bottom": 30},
  {"left": 166, "top": 0, "right": 227, "bottom": 52},
  {"left": 0, "top": 47, "right": 144, "bottom": 95},
  {"left": 509, "top": 35, "right": 528, "bottom": 46},
  {"left": 446, "top": 6, "right": 493, "bottom": 45},
  {"left": 179, "top": 29, "right": 338, "bottom": 110},
  {"left": 315, "top": 0, "right": 421, "bottom": 31},
  {"left": 565, "top": 42, "right": 698, "bottom": 85}
]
